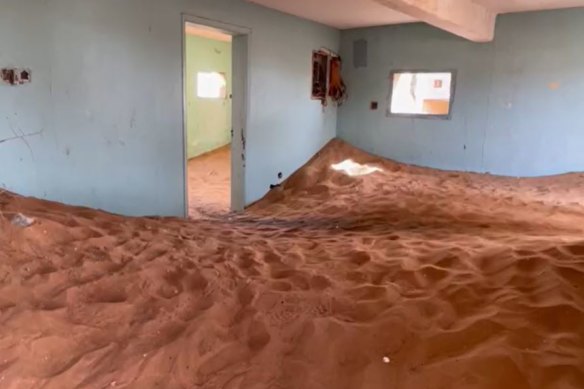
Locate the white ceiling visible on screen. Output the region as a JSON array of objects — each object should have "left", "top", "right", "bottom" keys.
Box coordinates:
[
  {"left": 475, "top": 0, "right": 584, "bottom": 13},
  {"left": 248, "top": 0, "right": 415, "bottom": 29},
  {"left": 247, "top": 0, "right": 584, "bottom": 29},
  {"left": 185, "top": 23, "right": 232, "bottom": 42}
]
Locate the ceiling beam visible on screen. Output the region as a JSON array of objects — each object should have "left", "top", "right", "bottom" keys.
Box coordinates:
[{"left": 373, "top": 0, "right": 497, "bottom": 42}]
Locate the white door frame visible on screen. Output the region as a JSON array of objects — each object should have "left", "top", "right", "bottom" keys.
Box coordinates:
[{"left": 182, "top": 14, "right": 250, "bottom": 217}]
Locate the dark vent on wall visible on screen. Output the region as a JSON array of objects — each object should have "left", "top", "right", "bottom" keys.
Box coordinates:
[{"left": 353, "top": 39, "right": 368, "bottom": 68}]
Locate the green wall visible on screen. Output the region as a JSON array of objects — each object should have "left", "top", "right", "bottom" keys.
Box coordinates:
[{"left": 186, "top": 34, "right": 232, "bottom": 159}]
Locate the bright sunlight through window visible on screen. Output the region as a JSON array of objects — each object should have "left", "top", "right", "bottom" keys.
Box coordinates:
[
  {"left": 331, "top": 159, "right": 383, "bottom": 177},
  {"left": 389, "top": 71, "right": 455, "bottom": 118},
  {"left": 197, "top": 72, "right": 227, "bottom": 99}
]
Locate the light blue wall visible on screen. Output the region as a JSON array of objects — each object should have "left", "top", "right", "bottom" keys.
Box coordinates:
[
  {"left": 339, "top": 9, "right": 584, "bottom": 177},
  {"left": 0, "top": 0, "right": 338, "bottom": 216}
]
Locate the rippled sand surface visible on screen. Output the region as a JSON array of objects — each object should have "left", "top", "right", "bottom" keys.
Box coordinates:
[{"left": 1, "top": 139, "right": 583, "bottom": 388}]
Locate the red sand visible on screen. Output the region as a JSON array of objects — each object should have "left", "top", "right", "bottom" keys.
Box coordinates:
[
  {"left": 188, "top": 145, "right": 231, "bottom": 218},
  {"left": 1, "top": 139, "right": 584, "bottom": 388}
]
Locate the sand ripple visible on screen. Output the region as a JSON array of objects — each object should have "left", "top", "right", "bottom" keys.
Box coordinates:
[{"left": 1, "top": 140, "right": 584, "bottom": 388}]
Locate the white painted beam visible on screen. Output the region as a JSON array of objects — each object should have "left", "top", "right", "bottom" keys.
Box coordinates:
[{"left": 374, "top": 0, "right": 497, "bottom": 42}]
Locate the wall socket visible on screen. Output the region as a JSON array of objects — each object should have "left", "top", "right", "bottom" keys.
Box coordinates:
[{"left": 1, "top": 68, "right": 31, "bottom": 86}]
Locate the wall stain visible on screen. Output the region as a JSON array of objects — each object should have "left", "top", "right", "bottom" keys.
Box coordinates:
[
  {"left": 130, "top": 109, "right": 136, "bottom": 128},
  {"left": 241, "top": 129, "right": 246, "bottom": 163}
]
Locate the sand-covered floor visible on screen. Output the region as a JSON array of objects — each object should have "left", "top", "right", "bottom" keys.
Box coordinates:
[
  {"left": 1, "top": 139, "right": 584, "bottom": 388},
  {"left": 188, "top": 145, "right": 231, "bottom": 218}
]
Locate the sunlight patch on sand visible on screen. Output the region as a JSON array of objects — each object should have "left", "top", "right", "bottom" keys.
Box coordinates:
[
  {"left": 3, "top": 139, "right": 584, "bottom": 388},
  {"left": 331, "top": 159, "right": 383, "bottom": 177}
]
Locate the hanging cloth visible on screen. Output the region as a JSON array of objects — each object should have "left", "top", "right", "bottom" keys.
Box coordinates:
[{"left": 328, "top": 56, "right": 348, "bottom": 106}]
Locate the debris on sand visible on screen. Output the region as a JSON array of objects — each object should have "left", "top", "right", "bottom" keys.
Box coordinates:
[{"left": 10, "top": 213, "right": 35, "bottom": 228}]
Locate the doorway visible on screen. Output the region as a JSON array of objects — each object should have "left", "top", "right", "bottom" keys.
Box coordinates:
[{"left": 182, "top": 16, "right": 249, "bottom": 218}]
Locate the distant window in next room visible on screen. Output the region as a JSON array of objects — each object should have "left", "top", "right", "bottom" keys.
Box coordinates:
[
  {"left": 197, "top": 72, "right": 227, "bottom": 99},
  {"left": 389, "top": 71, "right": 455, "bottom": 118}
]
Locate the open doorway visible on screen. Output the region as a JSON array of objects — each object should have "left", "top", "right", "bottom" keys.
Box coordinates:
[
  {"left": 183, "top": 17, "right": 248, "bottom": 219},
  {"left": 185, "top": 23, "right": 232, "bottom": 217}
]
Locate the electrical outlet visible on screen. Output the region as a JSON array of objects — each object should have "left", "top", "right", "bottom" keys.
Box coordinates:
[
  {"left": 17, "top": 69, "right": 31, "bottom": 84},
  {"left": 1, "top": 68, "right": 31, "bottom": 86}
]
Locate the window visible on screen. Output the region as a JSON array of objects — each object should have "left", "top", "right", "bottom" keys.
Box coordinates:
[
  {"left": 311, "top": 51, "right": 329, "bottom": 102},
  {"left": 388, "top": 71, "right": 455, "bottom": 118},
  {"left": 197, "top": 72, "right": 227, "bottom": 99}
]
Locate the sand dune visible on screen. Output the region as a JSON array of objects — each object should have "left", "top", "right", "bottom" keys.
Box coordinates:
[
  {"left": 1, "top": 139, "right": 584, "bottom": 388},
  {"left": 188, "top": 145, "right": 231, "bottom": 218}
]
